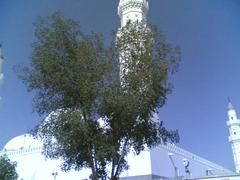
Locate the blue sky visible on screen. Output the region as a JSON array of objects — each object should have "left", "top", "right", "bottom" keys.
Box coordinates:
[{"left": 0, "top": 0, "right": 239, "bottom": 171}]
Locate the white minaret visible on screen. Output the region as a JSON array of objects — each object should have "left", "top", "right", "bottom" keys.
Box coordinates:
[
  {"left": 227, "top": 100, "right": 240, "bottom": 173},
  {"left": 117, "top": 0, "right": 149, "bottom": 84},
  {"left": 0, "top": 45, "right": 4, "bottom": 103},
  {"left": 0, "top": 44, "right": 3, "bottom": 86},
  {"left": 118, "top": 0, "right": 149, "bottom": 27}
]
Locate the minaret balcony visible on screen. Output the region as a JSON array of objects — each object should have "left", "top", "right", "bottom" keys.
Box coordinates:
[
  {"left": 118, "top": 0, "right": 149, "bottom": 17},
  {"left": 228, "top": 135, "right": 240, "bottom": 142},
  {"left": 227, "top": 119, "right": 240, "bottom": 126},
  {"left": 0, "top": 73, "right": 3, "bottom": 85}
]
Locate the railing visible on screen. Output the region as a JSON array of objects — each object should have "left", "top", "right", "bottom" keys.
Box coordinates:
[
  {"left": 0, "top": 146, "right": 42, "bottom": 157},
  {"left": 228, "top": 135, "right": 240, "bottom": 142},
  {"left": 160, "top": 143, "right": 233, "bottom": 173},
  {"left": 227, "top": 119, "right": 240, "bottom": 126}
]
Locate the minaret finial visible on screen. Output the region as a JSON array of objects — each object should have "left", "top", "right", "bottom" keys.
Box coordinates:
[
  {"left": 227, "top": 98, "right": 235, "bottom": 111},
  {"left": 228, "top": 97, "right": 231, "bottom": 102}
]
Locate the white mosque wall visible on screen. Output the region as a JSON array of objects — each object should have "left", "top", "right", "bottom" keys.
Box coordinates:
[
  {"left": 0, "top": 134, "right": 236, "bottom": 180},
  {"left": 120, "top": 150, "right": 152, "bottom": 177},
  {"left": 2, "top": 149, "right": 91, "bottom": 180}
]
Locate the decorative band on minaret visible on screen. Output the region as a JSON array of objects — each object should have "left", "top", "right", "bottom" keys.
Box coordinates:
[
  {"left": 118, "top": 0, "right": 149, "bottom": 27},
  {"left": 227, "top": 100, "right": 240, "bottom": 173}
]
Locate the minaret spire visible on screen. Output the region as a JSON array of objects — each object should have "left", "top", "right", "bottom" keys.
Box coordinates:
[{"left": 228, "top": 98, "right": 235, "bottom": 111}]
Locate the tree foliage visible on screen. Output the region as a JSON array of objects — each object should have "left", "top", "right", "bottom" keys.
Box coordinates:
[
  {"left": 0, "top": 155, "right": 18, "bottom": 180},
  {"left": 19, "top": 12, "right": 180, "bottom": 179}
]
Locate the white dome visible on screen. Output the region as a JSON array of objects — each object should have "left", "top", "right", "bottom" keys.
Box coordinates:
[{"left": 4, "top": 134, "right": 42, "bottom": 151}]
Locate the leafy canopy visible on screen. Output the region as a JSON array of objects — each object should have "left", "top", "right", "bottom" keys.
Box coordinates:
[{"left": 18, "top": 12, "right": 180, "bottom": 179}]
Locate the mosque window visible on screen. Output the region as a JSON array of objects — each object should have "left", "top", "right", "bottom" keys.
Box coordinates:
[
  {"left": 234, "top": 132, "right": 236, "bottom": 135},
  {"left": 231, "top": 117, "right": 234, "bottom": 120}
]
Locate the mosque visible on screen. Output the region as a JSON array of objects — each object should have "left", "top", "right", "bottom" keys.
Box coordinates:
[{"left": 1, "top": 0, "right": 240, "bottom": 179}]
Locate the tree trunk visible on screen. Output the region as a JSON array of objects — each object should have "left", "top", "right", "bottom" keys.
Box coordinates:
[
  {"left": 88, "top": 147, "right": 98, "bottom": 180},
  {"left": 110, "top": 157, "right": 116, "bottom": 179},
  {"left": 113, "top": 139, "right": 128, "bottom": 179}
]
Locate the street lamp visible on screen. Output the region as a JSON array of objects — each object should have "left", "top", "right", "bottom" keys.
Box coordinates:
[
  {"left": 183, "top": 158, "right": 191, "bottom": 177},
  {"left": 52, "top": 172, "right": 58, "bottom": 180}
]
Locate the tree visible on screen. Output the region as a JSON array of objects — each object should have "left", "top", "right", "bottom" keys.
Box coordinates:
[
  {"left": 19, "top": 12, "right": 111, "bottom": 179},
  {"left": 0, "top": 155, "right": 18, "bottom": 180},
  {"left": 18, "top": 12, "right": 180, "bottom": 179}
]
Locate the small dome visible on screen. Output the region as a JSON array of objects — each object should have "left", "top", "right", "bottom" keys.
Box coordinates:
[{"left": 4, "top": 134, "right": 42, "bottom": 151}]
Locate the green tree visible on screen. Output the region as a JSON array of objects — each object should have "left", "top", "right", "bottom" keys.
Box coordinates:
[
  {"left": 19, "top": 12, "right": 113, "bottom": 179},
  {"left": 18, "top": 12, "right": 180, "bottom": 179},
  {"left": 0, "top": 155, "right": 18, "bottom": 180}
]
